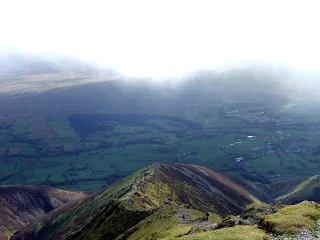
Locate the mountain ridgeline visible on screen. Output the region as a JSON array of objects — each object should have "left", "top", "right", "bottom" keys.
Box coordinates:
[
  {"left": 5, "top": 163, "right": 320, "bottom": 240},
  {"left": 10, "top": 163, "right": 254, "bottom": 240},
  {"left": 0, "top": 185, "right": 86, "bottom": 240}
]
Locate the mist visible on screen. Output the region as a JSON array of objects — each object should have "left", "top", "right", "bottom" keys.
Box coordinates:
[
  {"left": 1, "top": 0, "right": 320, "bottom": 105},
  {"left": 1, "top": 0, "right": 320, "bottom": 79}
]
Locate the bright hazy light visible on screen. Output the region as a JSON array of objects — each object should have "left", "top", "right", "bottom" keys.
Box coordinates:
[{"left": 1, "top": 0, "right": 320, "bottom": 78}]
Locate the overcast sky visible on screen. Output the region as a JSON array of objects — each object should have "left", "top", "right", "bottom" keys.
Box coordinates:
[{"left": 1, "top": 0, "right": 320, "bottom": 78}]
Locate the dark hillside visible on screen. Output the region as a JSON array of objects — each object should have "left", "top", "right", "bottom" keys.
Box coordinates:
[{"left": 0, "top": 185, "right": 86, "bottom": 239}]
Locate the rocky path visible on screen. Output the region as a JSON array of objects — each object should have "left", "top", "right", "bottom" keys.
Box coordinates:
[{"left": 270, "top": 221, "right": 320, "bottom": 240}]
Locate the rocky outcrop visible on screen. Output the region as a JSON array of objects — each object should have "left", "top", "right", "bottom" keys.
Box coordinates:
[{"left": 270, "top": 221, "right": 320, "bottom": 240}]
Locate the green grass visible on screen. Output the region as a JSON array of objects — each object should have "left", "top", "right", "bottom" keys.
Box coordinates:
[
  {"left": 21, "top": 146, "right": 36, "bottom": 155},
  {"left": 245, "top": 202, "right": 269, "bottom": 211},
  {"left": 244, "top": 156, "right": 281, "bottom": 173},
  {"left": 270, "top": 169, "right": 319, "bottom": 184},
  {"left": 275, "top": 175, "right": 320, "bottom": 203},
  {"left": 10, "top": 123, "right": 29, "bottom": 135},
  {"left": 208, "top": 213, "right": 221, "bottom": 223},
  {"left": 49, "top": 118, "right": 78, "bottom": 138},
  {"left": 120, "top": 206, "right": 194, "bottom": 240},
  {"left": 3, "top": 110, "right": 320, "bottom": 190},
  {"left": 0, "top": 133, "right": 15, "bottom": 142},
  {"left": 260, "top": 201, "right": 320, "bottom": 234},
  {"left": 163, "top": 226, "right": 270, "bottom": 240},
  {"left": 4, "top": 229, "right": 15, "bottom": 240}
]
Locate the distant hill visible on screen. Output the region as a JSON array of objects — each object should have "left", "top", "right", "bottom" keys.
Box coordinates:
[
  {"left": 274, "top": 175, "right": 320, "bottom": 204},
  {"left": 0, "top": 48, "right": 103, "bottom": 76},
  {"left": 0, "top": 185, "right": 86, "bottom": 239}
]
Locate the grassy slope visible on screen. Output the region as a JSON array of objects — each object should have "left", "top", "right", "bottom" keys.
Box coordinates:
[
  {"left": 11, "top": 163, "right": 255, "bottom": 240},
  {"left": 123, "top": 201, "right": 320, "bottom": 240},
  {"left": 117, "top": 206, "right": 197, "bottom": 240},
  {"left": 275, "top": 175, "right": 320, "bottom": 204},
  {"left": 70, "top": 163, "right": 254, "bottom": 240},
  {"left": 10, "top": 167, "right": 151, "bottom": 240},
  {"left": 260, "top": 201, "right": 320, "bottom": 234},
  {"left": 10, "top": 165, "right": 320, "bottom": 240},
  {"left": 169, "top": 226, "right": 270, "bottom": 240},
  {"left": 123, "top": 213, "right": 269, "bottom": 240}
]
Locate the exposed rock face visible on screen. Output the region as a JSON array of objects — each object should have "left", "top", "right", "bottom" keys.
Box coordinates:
[
  {"left": 270, "top": 221, "right": 320, "bottom": 240},
  {"left": 10, "top": 163, "right": 254, "bottom": 240},
  {"left": 0, "top": 185, "right": 86, "bottom": 239},
  {"left": 240, "top": 202, "right": 278, "bottom": 225}
]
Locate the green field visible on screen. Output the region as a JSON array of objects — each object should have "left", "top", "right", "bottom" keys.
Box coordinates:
[{"left": 1, "top": 99, "right": 320, "bottom": 192}]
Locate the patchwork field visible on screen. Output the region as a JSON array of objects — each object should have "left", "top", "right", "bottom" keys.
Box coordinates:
[
  {"left": 1, "top": 101, "right": 320, "bottom": 192},
  {"left": 1, "top": 71, "right": 320, "bottom": 192}
]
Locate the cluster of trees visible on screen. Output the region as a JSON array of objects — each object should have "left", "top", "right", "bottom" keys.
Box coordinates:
[{"left": 69, "top": 114, "right": 203, "bottom": 134}]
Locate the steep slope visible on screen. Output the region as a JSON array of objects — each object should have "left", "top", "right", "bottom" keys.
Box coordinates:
[
  {"left": 274, "top": 175, "right": 320, "bottom": 204},
  {"left": 11, "top": 163, "right": 255, "bottom": 240},
  {"left": 0, "top": 185, "right": 86, "bottom": 240}
]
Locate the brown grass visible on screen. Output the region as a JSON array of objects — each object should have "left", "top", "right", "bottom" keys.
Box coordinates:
[{"left": 191, "top": 164, "right": 252, "bottom": 201}]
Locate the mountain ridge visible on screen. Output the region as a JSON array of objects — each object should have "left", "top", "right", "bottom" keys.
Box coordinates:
[
  {"left": 5, "top": 162, "right": 320, "bottom": 240},
  {"left": 10, "top": 162, "right": 255, "bottom": 240},
  {"left": 0, "top": 185, "right": 86, "bottom": 239}
]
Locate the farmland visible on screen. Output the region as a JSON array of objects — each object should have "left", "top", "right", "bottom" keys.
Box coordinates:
[
  {"left": 1, "top": 98, "right": 320, "bottom": 192},
  {"left": 1, "top": 68, "right": 320, "bottom": 191}
]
